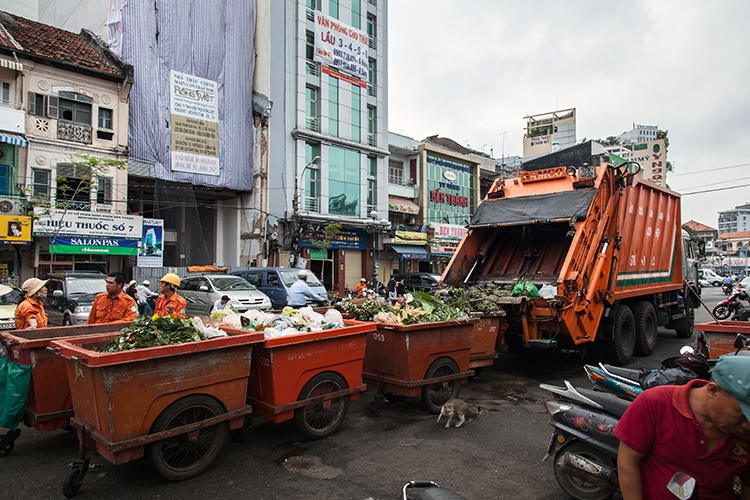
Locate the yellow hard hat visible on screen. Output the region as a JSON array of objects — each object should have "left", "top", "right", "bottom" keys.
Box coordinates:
[{"left": 159, "top": 273, "right": 181, "bottom": 287}]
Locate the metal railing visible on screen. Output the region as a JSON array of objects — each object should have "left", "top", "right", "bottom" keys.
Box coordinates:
[
  {"left": 367, "top": 132, "right": 377, "bottom": 146},
  {"left": 368, "top": 36, "right": 376, "bottom": 49},
  {"left": 306, "top": 60, "right": 320, "bottom": 76},
  {"left": 57, "top": 121, "right": 92, "bottom": 144},
  {"left": 306, "top": 8, "right": 314, "bottom": 21},
  {"left": 304, "top": 196, "right": 320, "bottom": 212},
  {"left": 367, "top": 83, "right": 376, "bottom": 97},
  {"left": 305, "top": 116, "right": 320, "bottom": 132}
]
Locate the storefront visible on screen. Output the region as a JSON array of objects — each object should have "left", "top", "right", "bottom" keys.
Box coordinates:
[
  {"left": 428, "top": 222, "right": 467, "bottom": 274},
  {"left": 299, "top": 227, "right": 367, "bottom": 294},
  {"left": 384, "top": 230, "right": 430, "bottom": 274}
]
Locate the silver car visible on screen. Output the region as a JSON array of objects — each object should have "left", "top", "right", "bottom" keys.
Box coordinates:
[{"left": 178, "top": 274, "right": 272, "bottom": 316}]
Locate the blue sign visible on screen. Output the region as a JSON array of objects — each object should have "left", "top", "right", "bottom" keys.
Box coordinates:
[{"left": 300, "top": 229, "right": 366, "bottom": 250}]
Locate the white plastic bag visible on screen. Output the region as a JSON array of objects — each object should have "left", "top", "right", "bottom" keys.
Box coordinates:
[
  {"left": 324, "top": 309, "right": 344, "bottom": 326},
  {"left": 219, "top": 313, "right": 242, "bottom": 328},
  {"left": 538, "top": 284, "right": 558, "bottom": 299},
  {"left": 191, "top": 316, "right": 228, "bottom": 339}
]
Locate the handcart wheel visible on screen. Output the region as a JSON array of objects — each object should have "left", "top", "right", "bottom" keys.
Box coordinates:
[
  {"left": 421, "top": 358, "right": 461, "bottom": 414},
  {"left": 364, "top": 391, "right": 385, "bottom": 417},
  {"left": 62, "top": 467, "right": 85, "bottom": 498},
  {"left": 0, "top": 428, "right": 20, "bottom": 457},
  {"left": 294, "top": 372, "right": 349, "bottom": 439},
  {"left": 148, "top": 395, "right": 228, "bottom": 481}
]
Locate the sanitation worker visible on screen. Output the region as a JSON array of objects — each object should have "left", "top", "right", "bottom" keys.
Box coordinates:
[
  {"left": 616, "top": 355, "right": 750, "bottom": 500},
  {"left": 14, "top": 278, "right": 48, "bottom": 329},
  {"left": 87, "top": 272, "right": 138, "bottom": 324},
  {"left": 153, "top": 272, "right": 187, "bottom": 318},
  {"left": 355, "top": 278, "right": 368, "bottom": 297}
]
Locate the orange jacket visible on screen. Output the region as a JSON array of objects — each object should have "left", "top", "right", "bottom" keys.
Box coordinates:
[
  {"left": 154, "top": 293, "right": 187, "bottom": 318},
  {"left": 355, "top": 282, "right": 368, "bottom": 296},
  {"left": 15, "top": 297, "right": 48, "bottom": 329},
  {"left": 87, "top": 291, "right": 138, "bottom": 324}
]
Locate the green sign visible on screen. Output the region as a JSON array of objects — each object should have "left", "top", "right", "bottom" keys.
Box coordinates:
[{"left": 49, "top": 237, "right": 139, "bottom": 255}]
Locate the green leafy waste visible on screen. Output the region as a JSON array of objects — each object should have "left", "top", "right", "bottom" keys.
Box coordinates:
[{"left": 103, "top": 315, "right": 205, "bottom": 352}]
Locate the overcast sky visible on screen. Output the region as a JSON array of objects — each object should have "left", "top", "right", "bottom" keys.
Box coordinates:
[{"left": 388, "top": 0, "right": 750, "bottom": 229}]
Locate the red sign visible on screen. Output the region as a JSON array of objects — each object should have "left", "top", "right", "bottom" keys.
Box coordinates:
[
  {"left": 322, "top": 65, "right": 367, "bottom": 88},
  {"left": 429, "top": 190, "right": 468, "bottom": 207}
]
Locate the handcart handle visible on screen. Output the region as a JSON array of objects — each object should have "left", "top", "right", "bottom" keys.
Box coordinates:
[
  {"left": 70, "top": 355, "right": 88, "bottom": 363},
  {"left": 46, "top": 346, "right": 61, "bottom": 355}
]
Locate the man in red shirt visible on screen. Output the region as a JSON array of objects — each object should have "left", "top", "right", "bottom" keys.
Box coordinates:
[
  {"left": 87, "top": 272, "right": 138, "bottom": 324},
  {"left": 616, "top": 356, "right": 750, "bottom": 500},
  {"left": 153, "top": 273, "right": 187, "bottom": 318}
]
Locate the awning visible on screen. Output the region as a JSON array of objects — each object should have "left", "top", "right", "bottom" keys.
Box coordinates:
[
  {"left": 388, "top": 196, "right": 420, "bottom": 215},
  {"left": 0, "top": 132, "right": 27, "bottom": 147},
  {"left": 0, "top": 59, "right": 22, "bottom": 71},
  {"left": 390, "top": 244, "right": 430, "bottom": 260}
]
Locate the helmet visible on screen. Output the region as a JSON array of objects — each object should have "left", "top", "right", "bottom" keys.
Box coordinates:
[
  {"left": 128, "top": 280, "right": 137, "bottom": 287},
  {"left": 159, "top": 273, "right": 181, "bottom": 287},
  {"left": 142, "top": 280, "right": 151, "bottom": 286},
  {"left": 298, "top": 269, "right": 309, "bottom": 279},
  {"left": 22, "top": 277, "right": 49, "bottom": 297},
  {"left": 360, "top": 278, "right": 366, "bottom": 282}
]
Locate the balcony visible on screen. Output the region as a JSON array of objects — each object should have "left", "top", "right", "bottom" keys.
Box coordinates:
[
  {"left": 367, "top": 132, "right": 377, "bottom": 147},
  {"left": 57, "top": 121, "right": 92, "bottom": 144},
  {"left": 367, "top": 83, "right": 376, "bottom": 97},
  {"left": 304, "top": 196, "right": 320, "bottom": 212},
  {"left": 368, "top": 36, "right": 376, "bottom": 49},
  {"left": 306, "top": 8, "right": 314, "bottom": 21},
  {"left": 0, "top": 101, "right": 24, "bottom": 133},
  {"left": 306, "top": 60, "right": 320, "bottom": 76},
  {"left": 305, "top": 116, "right": 320, "bottom": 132}
]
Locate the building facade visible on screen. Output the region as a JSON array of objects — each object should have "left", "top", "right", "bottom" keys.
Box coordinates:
[
  {"left": 257, "top": 0, "right": 390, "bottom": 294},
  {"left": 522, "top": 108, "right": 576, "bottom": 158},
  {"left": 719, "top": 203, "right": 750, "bottom": 234}
]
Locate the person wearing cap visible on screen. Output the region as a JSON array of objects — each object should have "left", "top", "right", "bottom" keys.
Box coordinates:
[
  {"left": 154, "top": 272, "right": 187, "bottom": 318},
  {"left": 288, "top": 269, "right": 325, "bottom": 308},
  {"left": 125, "top": 279, "right": 139, "bottom": 301},
  {"left": 616, "top": 355, "right": 750, "bottom": 500},
  {"left": 135, "top": 280, "right": 159, "bottom": 317},
  {"left": 355, "top": 278, "right": 368, "bottom": 297},
  {"left": 87, "top": 272, "right": 138, "bottom": 324},
  {"left": 15, "top": 278, "right": 49, "bottom": 329}
]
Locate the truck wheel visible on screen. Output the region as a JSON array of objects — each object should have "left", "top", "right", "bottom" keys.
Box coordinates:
[
  {"left": 633, "top": 302, "right": 658, "bottom": 356},
  {"left": 294, "top": 372, "right": 349, "bottom": 440},
  {"left": 421, "top": 358, "right": 461, "bottom": 414},
  {"left": 553, "top": 441, "right": 616, "bottom": 500},
  {"left": 675, "top": 301, "right": 695, "bottom": 339},
  {"left": 601, "top": 304, "right": 636, "bottom": 366},
  {"left": 149, "top": 395, "right": 228, "bottom": 481}
]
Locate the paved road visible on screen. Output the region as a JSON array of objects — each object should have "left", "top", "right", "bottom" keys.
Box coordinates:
[{"left": 0, "top": 286, "right": 728, "bottom": 499}]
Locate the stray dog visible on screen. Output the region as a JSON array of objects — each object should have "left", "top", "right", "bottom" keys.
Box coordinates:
[{"left": 437, "top": 399, "right": 480, "bottom": 428}]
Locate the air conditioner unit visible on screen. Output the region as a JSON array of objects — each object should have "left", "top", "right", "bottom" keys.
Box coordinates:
[
  {"left": 95, "top": 205, "right": 113, "bottom": 213},
  {"left": 0, "top": 198, "right": 26, "bottom": 215}
]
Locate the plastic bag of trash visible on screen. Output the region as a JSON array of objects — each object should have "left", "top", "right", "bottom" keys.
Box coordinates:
[
  {"left": 512, "top": 281, "right": 539, "bottom": 298},
  {"left": 0, "top": 357, "right": 31, "bottom": 430},
  {"left": 299, "top": 306, "right": 326, "bottom": 324},
  {"left": 538, "top": 284, "right": 557, "bottom": 299},
  {"left": 218, "top": 313, "right": 242, "bottom": 328},
  {"left": 325, "top": 309, "right": 344, "bottom": 325},
  {"left": 191, "top": 316, "right": 228, "bottom": 339}
]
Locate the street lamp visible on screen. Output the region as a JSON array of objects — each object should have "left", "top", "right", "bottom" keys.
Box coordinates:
[
  {"left": 294, "top": 156, "right": 320, "bottom": 215},
  {"left": 291, "top": 156, "right": 320, "bottom": 266},
  {"left": 368, "top": 209, "right": 391, "bottom": 289}
]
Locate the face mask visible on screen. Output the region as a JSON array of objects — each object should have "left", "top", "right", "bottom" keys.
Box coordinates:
[{"left": 36, "top": 293, "right": 47, "bottom": 302}]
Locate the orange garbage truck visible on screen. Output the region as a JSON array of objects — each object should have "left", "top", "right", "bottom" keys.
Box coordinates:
[{"left": 441, "top": 144, "right": 699, "bottom": 366}]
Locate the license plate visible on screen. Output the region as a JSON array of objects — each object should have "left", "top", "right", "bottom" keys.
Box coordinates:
[{"left": 0, "top": 322, "right": 15, "bottom": 330}]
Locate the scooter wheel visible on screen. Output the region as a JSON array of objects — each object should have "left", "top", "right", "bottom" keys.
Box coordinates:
[
  {"left": 553, "top": 442, "right": 616, "bottom": 500},
  {"left": 713, "top": 304, "right": 732, "bottom": 320}
]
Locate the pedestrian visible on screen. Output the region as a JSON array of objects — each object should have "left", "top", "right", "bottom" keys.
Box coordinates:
[
  {"left": 87, "top": 272, "right": 138, "bottom": 324},
  {"left": 288, "top": 269, "right": 325, "bottom": 308},
  {"left": 154, "top": 273, "right": 187, "bottom": 318},
  {"left": 355, "top": 278, "right": 368, "bottom": 297},
  {"left": 135, "top": 279, "right": 159, "bottom": 316},
  {"left": 125, "top": 279, "right": 138, "bottom": 300},
  {"left": 387, "top": 275, "right": 399, "bottom": 299},
  {"left": 615, "top": 355, "right": 750, "bottom": 499},
  {"left": 212, "top": 294, "right": 238, "bottom": 312},
  {"left": 14, "top": 278, "right": 48, "bottom": 329}
]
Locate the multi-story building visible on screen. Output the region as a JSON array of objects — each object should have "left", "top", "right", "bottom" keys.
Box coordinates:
[
  {"left": 719, "top": 203, "right": 750, "bottom": 234},
  {"left": 0, "top": 11, "right": 132, "bottom": 280},
  {"left": 256, "top": 0, "right": 390, "bottom": 294},
  {"left": 617, "top": 123, "right": 658, "bottom": 144},
  {"left": 522, "top": 108, "right": 576, "bottom": 158}
]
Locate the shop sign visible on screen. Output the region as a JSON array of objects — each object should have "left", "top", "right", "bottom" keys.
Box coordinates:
[
  {"left": 430, "top": 223, "right": 466, "bottom": 241},
  {"left": 33, "top": 208, "right": 143, "bottom": 239},
  {"left": 394, "top": 231, "right": 427, "bottom": 244},
  {"left": 137, "top": 219, "right": 164, "bottom": 268},
  {"left": 429, "top": 190, "right": 469, "bottom": 207},
  {"left": 300, "top": 228, "right": 366, "bottom": 250},
  {"left": 401, "top": 252, "right": 430, "bottom": 260},
  {"left": 49, "top": 237, "right": 139, "bottom": 255},
  {"left": 0, "top": 214, "right": 31, "bottom": 244},
  {"left": 431, "top": 242, "right": 459, "bottom": 256},
  {"left": 314, "top": 12, "right": 368, "bottom": 81}
]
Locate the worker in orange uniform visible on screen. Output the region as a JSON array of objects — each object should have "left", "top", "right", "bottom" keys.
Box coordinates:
[
  {"left": 15, "top": 278, "right": 49, "bottom": 329},
  {"left": 87, "top": 272, "right": 138, "bottom": 324},
  {"left": 355, "top": 278, "right": 368, "bottom": 297},
  {"left": 153, "top": 273, "right": 187, "bottom": 318}
]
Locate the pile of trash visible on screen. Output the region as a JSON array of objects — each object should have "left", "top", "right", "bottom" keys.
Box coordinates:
[
  {"left": 214, "top": 306, "right": 346, "bottom": 338},
  {"left": 340, "top": 291, "right": 469, "bottom": 324}
]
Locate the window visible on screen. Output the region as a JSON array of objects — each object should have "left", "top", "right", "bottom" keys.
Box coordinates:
[
  {"left": 351, "top": 0, "right": 361, "bottom": 28},
  {"left": 305, "top": 142, "right": 321, "bottom": 212},
  {"left": 328, "top": 146, "right": 360, "bottom": 216},
  {"left": 0, "top": 165, "right": 8, "bottom": 195},
  {"left": 368, "top": 156, "right": 377, "bottom": 176},
  {"left": 1, "top": 82, "right": 9, "bottom": 105},
  {"left": 31, "top": 168, "right": 51, "bottom": 198},
  {"left": 367, "top": 105, "right": 376, "bottom": 146},
  {"left": 329, "top": 78, "right": 339, "bottom": 137},
  {"left": 97, "top": 108, "right": 114, "bottom": 140},
  {"left": 244, "top": 272, "right": 262, "bottom": 287},
  {"left": 59, "top": 98, "right": 92, "bottom": 125},
  {"left": 367, "top": 58, "right": 377, "bottom": 97},
  {"left": 56, "top": 163, "right": 92, "bottom": 209},
  {"left": 367, "top": 14, "right": 376, "bottom": 49},
  {"left": 27, "top": 92, "right": 57, "bottom": 117},
  {"left": 305, "top": 86, "right": 319, "bottom": 131},
  {"left": 329, "top": 0, "right": 338, "bottom": 18},
  {"left": 96, "top": 177, "right": 113, "bottom": 205},
  {"left": 389, "top": 159, "right": 404, "bottom": 185},
  {"left": 351, "top": 85, "right": 361, "bottom": 142},
  {"left": 367, "top": 155, "right": 377, "bottom": 215}
]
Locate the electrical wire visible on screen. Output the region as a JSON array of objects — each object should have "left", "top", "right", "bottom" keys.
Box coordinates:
[
  {"left": 680, "top": 182, "right": 750, "bottom": 196},
  {"left": 670, "top": 162, "right": 750, "bottom": 177}
]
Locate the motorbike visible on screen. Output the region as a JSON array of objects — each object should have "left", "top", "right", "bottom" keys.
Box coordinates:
[
  {"left": 723, "top": 282, "right": 734, "bottom": 295},
  {"left": 713, "top": 288, "right": 750, "bottom": 320},
  {"left": 401, "top": 481, "right": 468, "bottom": 500},
  {"left": 583, "top": 350, "right": 711, "bottom": 400}
]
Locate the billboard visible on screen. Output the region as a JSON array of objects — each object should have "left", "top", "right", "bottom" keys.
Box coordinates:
[
  {"left": 0, "top": 215, "right": 31, "bottom": 245},
  {"left": 605, "top": 139, "right": 667, "bottom": 187},
  {"left": 314, "top": 12, "right": 368, "bottom": 82},
  {"left": 33, "top": 208, "right": 143, "bottom": 239},
  {"left": 137, "top": 218, "right": 164, "bottom": 268},
  {"left": 49, "top": 237, "right": 139, "bottom": 255}
]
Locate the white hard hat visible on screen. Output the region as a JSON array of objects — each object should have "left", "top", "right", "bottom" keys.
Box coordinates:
[
  {"left": 298, "top": 269, "right": 309, "bottom": 278},
  {"left": 360, "top": 278, "right": 366, "bottom": 282},
  {"left": 142, "top": 280, "right": 150, "bottom": 286}
]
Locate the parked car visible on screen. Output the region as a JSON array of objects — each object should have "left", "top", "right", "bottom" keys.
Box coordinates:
[
  {"left": 392, "top": 272, "right": 444, "bottom": 293},
  {"left": 698, "top": 278, "right": 711, "bottom": 288},
  {"left": 0, "top": 284, "right": 23, "bottom": 330},
  {"left": 231, "top": 268, "right": 328, "bottom": 309},
  {"left": 178, "top": 274, "right": 272, "bottom": 316},
  {"left": 44, "top": 272, "right": 108, "bottom": 326},
  {"left": 698, "top": 268, "right": 723, "bottom": 287}
]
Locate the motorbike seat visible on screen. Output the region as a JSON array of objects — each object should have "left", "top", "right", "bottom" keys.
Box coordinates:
[
  {"left": 602, "top": 364, "right": 640, "bottom": 383},
  {"left": 576, "top": 387, "right": 631, "bottom": 418},
  {"left": 416, "top": 488, "right": 469, "bottom": 500}
]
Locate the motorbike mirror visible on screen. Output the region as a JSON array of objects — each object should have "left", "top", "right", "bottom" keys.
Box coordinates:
[
  {"left": 734, "top": 334, "right": 747, "bottom": 350},
  {"left": 667, "top": 471, "right": 696, "bottom": 499},
  {"left": 679, "top": 346, "right": 695, "bottom": 356}
]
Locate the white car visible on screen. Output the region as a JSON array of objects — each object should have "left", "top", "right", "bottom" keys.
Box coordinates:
[{"left": 178, "top": 274, "right": 272, "bottom": 316}]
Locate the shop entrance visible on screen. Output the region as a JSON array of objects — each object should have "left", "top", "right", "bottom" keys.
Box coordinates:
[{"left": 309, "top": 249, "right": 334, "bottom": 292}]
